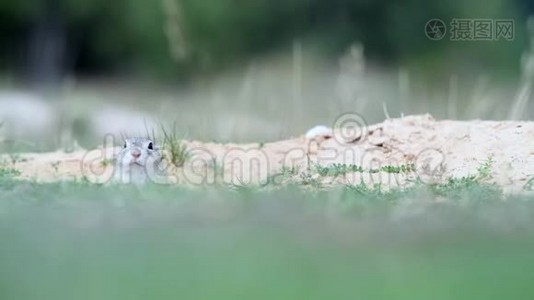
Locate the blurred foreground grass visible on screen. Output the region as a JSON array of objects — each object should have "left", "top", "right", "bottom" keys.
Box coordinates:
[{"left": 1, "top": 177, "right": 534, "bottom": 300}]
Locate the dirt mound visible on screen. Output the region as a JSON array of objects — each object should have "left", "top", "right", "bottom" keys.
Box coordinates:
[{"left": 3, "top": 115, "right": 534, "bottom": 193}]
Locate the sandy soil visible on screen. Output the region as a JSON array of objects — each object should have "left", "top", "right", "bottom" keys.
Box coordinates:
[{"left": 3, "top": 114, "right": 534, "bottom": 193}]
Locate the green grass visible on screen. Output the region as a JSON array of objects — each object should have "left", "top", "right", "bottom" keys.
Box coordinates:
[
  {"left": 160, "top": 123, "right": 190, "bottom": 167},
  {"left": 0, "top": 161, "right": 21, "bottom": 183},
  {"left": 1, "top": 177, "right": 534, "bottom": 300},
  {"left": 313, "top": 163, "right": 416, "bottom": 177},
  {"left": 0, "top": 166, "right": 20, "bottom": 179}
]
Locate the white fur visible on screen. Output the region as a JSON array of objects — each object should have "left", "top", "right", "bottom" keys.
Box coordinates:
[
  {"left": 305, "top": 125, "right": 332, "bottom": 139},
  {"left": 114, "top": 137, "right": 163, "bottom": 185}
]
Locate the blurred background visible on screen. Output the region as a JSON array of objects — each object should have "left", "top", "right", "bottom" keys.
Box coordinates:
[
  {"left": 3, "top": 4, "right": 534, "bottom": 299},
  {"left": 0, "top": 0, "right": 533, "bottom": 150}
]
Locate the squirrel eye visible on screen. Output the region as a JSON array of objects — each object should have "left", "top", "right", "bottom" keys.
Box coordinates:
[{"left": 148, "top": 142, "right": 153, "bottom": 150}]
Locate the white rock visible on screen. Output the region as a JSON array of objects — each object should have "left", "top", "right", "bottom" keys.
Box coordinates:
[{"left": 305, "top": 125, "right": 332, "bottom": 139}]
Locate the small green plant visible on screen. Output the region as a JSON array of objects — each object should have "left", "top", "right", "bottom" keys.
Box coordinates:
[
  {"left": 380, "top": 163, "right": 416, "bottom": 174},
  {"left": 267, "top": 165, "right": 301, "bottom": 185},
  {"left": 430, "top": 157, "right": 496, "bottom": 196},
  {"left": 313, "top": 164, "right": 330, "bottom": 176},
  {"left": 279, "top": 165, "right": 300, "bottom": 176},
  {"left": 475, "top": 156, "right": 494, "bottom": 180},
  {"left": 314, "top": 163, "right": 364, "bottom": 177},
  {"left": 335, "top": 164, "right": 364, "bottom": 175},
  {"left": 427, "top": 158, "right": 499, "bottom": 201},
  {"left": 299, "top": 172, "right": 322, "bottom": 188},
  {"left": 314, "top": 163, "right": 415, "bottom": 177},
  {"left": 429, "top": 175, "right": 501, "bottom": 201},
  {"left": 160, "top": 123, "right": 190, "bottom": 167},
  {"left": 0, "top": 166, "right": 21, "bottom": 179}
]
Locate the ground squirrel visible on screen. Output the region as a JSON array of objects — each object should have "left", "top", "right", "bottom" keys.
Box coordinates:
[{"left": 114, "top": 137, "right": 164, "bottom": 184}]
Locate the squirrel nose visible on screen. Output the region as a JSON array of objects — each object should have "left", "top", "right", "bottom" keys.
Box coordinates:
[{"left": 130, "top": 149, "right": 141, "bottom": 158}]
